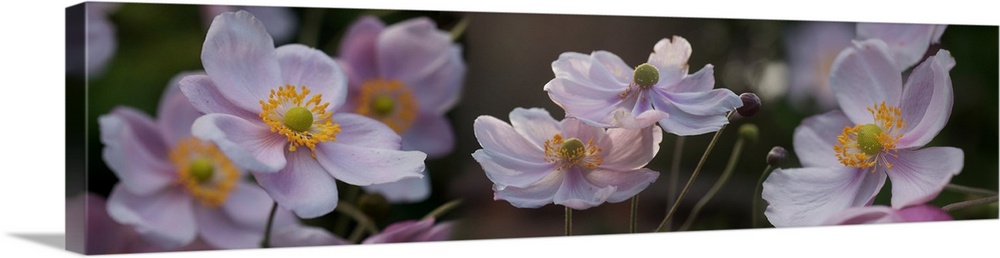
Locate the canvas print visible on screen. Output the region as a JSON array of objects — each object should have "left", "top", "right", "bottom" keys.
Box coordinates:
[{"left": 65, "top": 1, "right": 998, "bottom": 255}]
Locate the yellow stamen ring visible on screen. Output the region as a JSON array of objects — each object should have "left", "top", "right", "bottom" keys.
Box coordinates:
[
  {"left": 833, "top": 101, "right": 905, "bottom": 172},
  {"left": 172, "top": 137, "right": 240, "bottom": 207},
  {"left": 543, "top": 134, "right": 603, "bottom": 171},
  {"left": 259, "top": 84, "right": 341, "bottom": 157},
  {"left": 355, "top": 79, "right": 418, "bottom": 134}
]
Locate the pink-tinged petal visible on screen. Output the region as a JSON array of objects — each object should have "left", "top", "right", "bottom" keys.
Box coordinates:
[
  {"left": 195, "top": 183, "right": 274, "bottom": 249},
  {"left": 179, "top": 74, "right": 258, "bottom": 121},
  {"left": 364, "top": 175, "right": 431, "bottom": 203},
  {"left": 473, "top": 115, "right": 545, "bottom": 161},
  {"left": 473, "top": 149, "right": 554, "bottom": 189},
  {"left": 897, "top": 205, "right": 952, "bottom": 222},
  {"left": 544, "top": 77, "right": 628, "bottom": 128},
  {"left": 885, "top": 147, "right": 963, "bottom": 208},
  {"left": 157, "top": 71, "right": 207, "bottom": 146},
  {"left": 106, "top": 185, "right": 196, "bottom": 249},
  {"left": 660, "top": 65, "right": 714, "bottom": 93},
  {"left": 377, "top": 17, "right": 452, "bottom": 84},
  {"left": 276, "top": 44, "right": 347, "bottom": 110},
  {"left": 270, "top": 208, "right": 349, "bottom": 247},
  {"left": 823, "top": 205, "right": 898, "bottom": 225},
  {"left": 897, "top": 50, "right": 955, "bottom": 148},
  {"left": 314, "top": 142, "right": 426, "bottom": 186},
  {"left": 338, "top": 16, "right": 385, "bottom": 89},
  {"left": 401, "top": 113, "right": 455, "bottom": 158},
  {"left": 586, "top": 168, "right": 659, "bottom": 203},
  {"left": 600, "top": 125, "right": 662, "bottom": 171},
  {"left": 253, "top": 150, "right": 339, "bottom": 219},
  {"left": 793, "top": 110, "right": 854, "bottom": 167},
  {"left": 829, "top": 39, "right": 902, "bottom": 124},
  {"left": 587, "top": 51, "right": 634, "bottom": 86},
  {"left": 493, "top": 170, "right": 564, "bottom": 208},
  {"left": 509, "top": 107, "right": 561, "bottom": 150},
  {"left": 650, "top": 89, "right": 741, "bottom": 136},
  {"left": 648, "top": 36, "right": 692, "bottom": 86},
  {"left": 559, "top": 117, "right": 606, "bottom": 144},
  {"left": 191, "top": 114, "right": 287, "bottom": 173},
  {"left": 242, "top": 6, "right": 297, "bottom": 44},
  {"left": 931, "top": 25, "right": 947, "bottom": 43},
  {"left": 331, "top": 113, "right": 401, "bottom": 150},
  {"left": 608, "top": 107, "right": 670, "bottom": 129},
  {"left": 362, "top": 219, "right": 451, "bottom": 244},
  {"left": 553, "top": 169, "right": 616, "bottom": 210},
  {"left": 762, "top": 167, "right": 887, "bottom": 227},
  {"left": 202, "top": 10, "right": 283, "bottom": 113},
  {"left": 856, "top": 23, "right": 938, "bottom": 71},
  {"left": 407, "top": 45, "right": 465, "bottom": 114},
  {"left": 98, "top": 109, "right": 174, "bottom": 196}
]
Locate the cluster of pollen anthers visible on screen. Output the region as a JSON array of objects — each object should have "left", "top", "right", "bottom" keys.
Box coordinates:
[
  {"left": 355, "top": 79, "right": 418, "bottom": 134},
  {"left": 834, "top": 101, "right": 905, "bottom": 173},
  {"left": 171, "top": 137, "right": 240, "bottom": 207},
  {"left": 543, "top": 134, "right": 603, "bottom": 171},
  {"left": 260, "top": 84, "right": 341, "bottom": 157}
]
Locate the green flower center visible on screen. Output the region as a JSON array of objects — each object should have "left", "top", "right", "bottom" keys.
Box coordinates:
[
  {"left": 560, "top": 138, "right": 586, "bottom": 162},
  {"left": 857, "top": 124, "right": 883, "bottom": 156},
  {"left": 371, "top": 95, "right": 395, "bottom": 117},
  {"left": 284, "top": 106, "right": 314, "bottom": 132},
  {"left": 633, "top": 63, "right": 659, "bottom": 89},
  {"left": 188, "top": 158, "right": 215, "bottom": 184}
]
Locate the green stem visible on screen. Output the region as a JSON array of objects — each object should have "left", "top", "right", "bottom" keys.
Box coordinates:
[
  {"left": 423, "top": 199, "right": 463, "bottom": 220},
  {"left": 666, "top": 136, "right": 685, "bottom": 229},
  {"left": 348, "top": 222, "right": 367, "bottom": 244},
  {"left": 335, "top": 201, "right": 379, "bottom": 235},
  {"left": 333, "top": 185, "right": 362, "bottom": 236},
  {"left": 942, "top": 196, "right": 999, "bottom": 212},
  {"left": 752, "top": 165, "right": 774, "bottom": 228},
  {"left": 260, "top": 201, "right": 278, "bottom": 248},
  {"left": 654, "top": 111, "right": 735, "bottom": 232},
  {"left": 945, "top": 184, "right": 998, "bottom": 196},
  {"left": 679, "top": 138, "right": 745, "bottom": 231},
  {"left": 629, "top": 196, "right": 638, "bottom": 233},
  {"left": 565, "top": 206, "right": 573, "bottom": 236},
  {"left": 450, "top": 16, "right": 470, "bottom": 41}
]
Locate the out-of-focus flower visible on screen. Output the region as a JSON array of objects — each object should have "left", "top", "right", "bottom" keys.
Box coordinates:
[
  {"left": 783, "top": 21, "right": 855, "bottom": 110},
  {"left": 201, "top": 5, "right": 297, "bottom": 44},
  {"left": 67, "top": 192, "right": 189, "bottom": 254},
  {"left": 762, "top": 40, "right": 963, "bottom": 227},
  {"left": 361, "top": 218, "right": 453, "bottom": 244},
  {"left": 335, "top": 16, "right": 465, "bottom": 203},
  {"left": 99, "top": 72, "right": 275, "bottom": 249},
  {"left": 179, "top": 11, "right": 426, "bottom": 219},
  {"left": 857, "top": 23, "right": 947, "bottom": 72},
  {"left": 472, "top": 108, "right": 661, "bottom": 210},
  {"left": 67, "top": 2, "right": 119, "bottom": 77},
  {"left": 823, "top": 204, "right": 952, "bottom": 225},
  {"left": 544, "top": 36, "right": 742, "bottom": 135}
]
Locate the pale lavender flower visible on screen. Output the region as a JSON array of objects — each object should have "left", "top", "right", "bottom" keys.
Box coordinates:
[
  {"left": 67, "top": 193, "right": 180, "bottom": 254},
  {"left": 67, "top": 2, "right": 118, "bottom": 76},
  {"left": 179, "top": 11, "right": 426, "bottom": 219},
  {"left": 762, "top": 40, "right": 963, "bottom": 227},
  {"left": 336, "top": 16, "right": 465, "bottom": 202},
  {"left": 857, "top": 23, "right": 947, "bottom": 72},
  {"left": 544, "top": 36, "right": 741, "bottom": 135},
  {"left": 784, "top": 21, "right": 855, "bottom": 110},
  {"left": 361, "top": 218, "right": 454, "bottom": 244},
  {"left": 99, "top": 72, "right": 275, "bottom": 249},
  {"left": 823, "top": 204, "right": 952, "bottom": 225},
  {"left": 472, "top": 108, "right": 661, "bottom": 210},
  {"left": 201, "top": 5, "right": 297, "bottom": 44}
]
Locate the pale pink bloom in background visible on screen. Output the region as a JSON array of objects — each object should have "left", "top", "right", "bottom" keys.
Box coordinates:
[
  {"left": 473, "top": 108, "right": 661, "bottom": 210},
  {"left": 823, "top": 204, "right": 952, "bottom": 225},
  {"left": 762, "top": 40, "right": 963, "bottom": 227},
  {"left": 336, "top": 16, "right": 466, "bottom": 203},
  {"left": 67, "top": 2, "right": 119, "bottom": 76},
  {"left": 362, "top": 218, "right": 454, "bottom": 244},
  {"left": 180, "top": 11, "right": 426, "bottom": 218},
  {"left": 544, "top": 36, "right": 741, "bottom": 135},
  {"left": 784, "top": 21, "right": 854, "bottom": 110}
]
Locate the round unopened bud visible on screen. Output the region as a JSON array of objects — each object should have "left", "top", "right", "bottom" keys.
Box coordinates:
[
  {"left": 766, "top": 146, "right": 788, "bottom": 166},
  {"left": 736, "top": 93, "right": 761, "bottom": 117},
  {"left": 633, "top": 63, "right": 659, "bottom": 88},
  {"left": 358, "top": 193, "right": 390, "bottom": 222},
  {"left": 738, "top": 124, "right": 759, "bottom": 143}
]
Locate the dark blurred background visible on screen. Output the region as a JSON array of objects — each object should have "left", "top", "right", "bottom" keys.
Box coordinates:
[{"left": 67, "top": 2, "right": 998, "bottom": 242}]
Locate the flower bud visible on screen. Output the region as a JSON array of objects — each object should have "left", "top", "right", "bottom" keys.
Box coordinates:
[
  {"left": 737, "top": 93, "right": 761, "bottom": 117},
  {"left": 738, "top": 124, "right": 759, "bottom": 143},
  {"left": 766, "top": 146, "right": 788, "bottom": 166}
]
